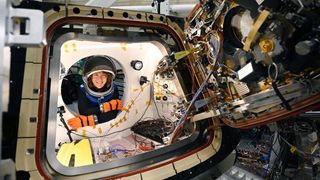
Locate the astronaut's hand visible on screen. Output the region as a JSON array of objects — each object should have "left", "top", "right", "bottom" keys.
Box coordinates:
[
  {"left": 67, "top": 115, "right": 95, "bottom": 130},
  {"left": 101, "top": 99, "right": 122, "bottom": 113}
]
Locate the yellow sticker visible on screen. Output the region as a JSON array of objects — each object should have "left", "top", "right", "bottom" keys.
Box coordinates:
[
  {"left": 123, "top": 116, "right": 127, "bottom": 122},
  {"left": 64, "top": 44, "right": 68, "bottom": 53},
  {"left": 290, "top": 146, "right": 297, "bottom": 154},
  {"left": 72, "top": 43, "right": 77, "bottom": 52},
  {"left": 98, "top": 127, "right": 102, "bottom": 134},
  {"left": 82, "top": 130, "right": 86, "bottom": 137},
  {"left": 115, "top": 122, "right": 119, "bottom": 128},
  {"left": 120, "top": 42, "right": 127, "bottom": 51}
]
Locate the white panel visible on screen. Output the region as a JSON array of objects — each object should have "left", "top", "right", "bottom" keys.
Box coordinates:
[
  {"left": 2, "top": 47, "right": 10, "bottom": 112},
  {"left": 68, "top": 5, "right": 104, "bottom": 18},
  {"left": 18, "top": 100, "right": 38, "bottom": 137},
  {"left": 173, "top": 154, "right": 200, "bottom": 173},
  {"left": 29, "top": 170, "right": 43, "bottom": 180},
  {"left": 120, "top": 173, "right": 141, "bottom": 180},
  {"left": 21, "top": 63, "right": 41, "bottom": 99},
  {"left": 15, "top": 138, "right": 36, "bottom": 171},
  {"left": 197, "top": 145, "right": 216, "bottom": 162},
  {"left": 55, "top": 40, "right": 172, "bottom": 146},
  {"left": 26, "top": 47, "right": 43, "bottom": 63},
  {"left": 141, "top": 163, "right": 176, "bottom": 180},
  {"left": 212, "top": 129, "right": 222, "bottom": 152}
]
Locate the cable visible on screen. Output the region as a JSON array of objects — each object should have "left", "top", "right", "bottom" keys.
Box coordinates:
[
  {"left": 105, "top": 82, "right": 152, "bottom": 135},
  {"left": 150, "top": 73, "right": 162, "bottom": 118},
  {"left": 71, "top": 107, "right": 157, "bottom": 139},
  {"left": 278, "top": 134, "right": 320, "bottom": 158}
]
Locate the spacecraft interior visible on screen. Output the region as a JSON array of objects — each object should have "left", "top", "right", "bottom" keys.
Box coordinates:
[{"left": 7, "top": 0, "right": 320, "bottom": 179}]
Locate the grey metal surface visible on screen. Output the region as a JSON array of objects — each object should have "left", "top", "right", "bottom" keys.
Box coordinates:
[
  {"left": 217, "top": 166, "right": 263, "bottom": 180},
  {"left": 42, "top": 0, "right": 197, "bottom": 6},
  {"left": 0, "top": 0, "right": 6, "bottom": 169},
  {"left": 243, "top": 80, "right": 320, "bottom": 111},
  {"left": 0, "top": 159, "right": 16, "bottom": 180},
  {"left": 41, "top": 0, "right": 196, "bottom": 17},
  {"left": 6, "top": 6, "right": 45, "bottom": 46}
]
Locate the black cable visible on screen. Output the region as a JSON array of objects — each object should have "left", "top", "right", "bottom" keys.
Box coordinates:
[
  {"left": 57, "top": 106, "right": 73, "bottom": 142},
  {"left": 272, "top": 81, "right": 292, "bottom": 110}
]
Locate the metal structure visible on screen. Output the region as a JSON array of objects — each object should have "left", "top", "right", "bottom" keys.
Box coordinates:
[{"left": 1, "top": 0, "right": 319, "bottom": 179}]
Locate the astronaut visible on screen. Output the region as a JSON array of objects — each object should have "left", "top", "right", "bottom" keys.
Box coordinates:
[{"left": 67, "top": 56, "right": 122, "bottom": 130}]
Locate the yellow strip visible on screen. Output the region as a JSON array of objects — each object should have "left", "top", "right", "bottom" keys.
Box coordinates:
[
  {"left": 243, "top": 10, "right": 270, "bottom": 51},
  {"left": 122, "top": 107, "right": 129, "bottom": 112},
  {"left": 174, "top": 47, "right": 200, "bottom": 61}
]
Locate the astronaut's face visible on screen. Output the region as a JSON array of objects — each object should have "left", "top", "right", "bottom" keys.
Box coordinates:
[{"left": 91, "top": 71, "right": 108, "bottom": 89}]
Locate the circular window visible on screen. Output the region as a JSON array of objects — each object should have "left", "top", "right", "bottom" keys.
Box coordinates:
[{"left": 61, "top": 55, "right": 125, "bottom": 115}]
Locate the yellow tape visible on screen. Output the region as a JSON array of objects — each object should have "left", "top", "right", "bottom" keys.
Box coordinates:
[
  {"left": 290, "top": 146, "right": 297, "bottom": 154},
  {"left": 64, "top": 44, "right": 69, "bottom": 53},
  {"left": 243, "top": 10, "right": 270, "bottom": 51},
  {"left": 122, "top": 107, "right": 129, "bottom": 112},
  {"left": 72, "top": 43, "right": 77, "bottom": 52},
  {"left": 120, "top": 42, "right": 127, "bottom": 51},
  {"left": 174, "top": 47, "right": 200, "bottom": 61}
]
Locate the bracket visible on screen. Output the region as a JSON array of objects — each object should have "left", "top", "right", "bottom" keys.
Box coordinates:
[
  {"left": 152, "top": 0, "right": 170, "bottom": 15},
  {"left": 6, "top": 1, "right": 46, "bottom": 46}
]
